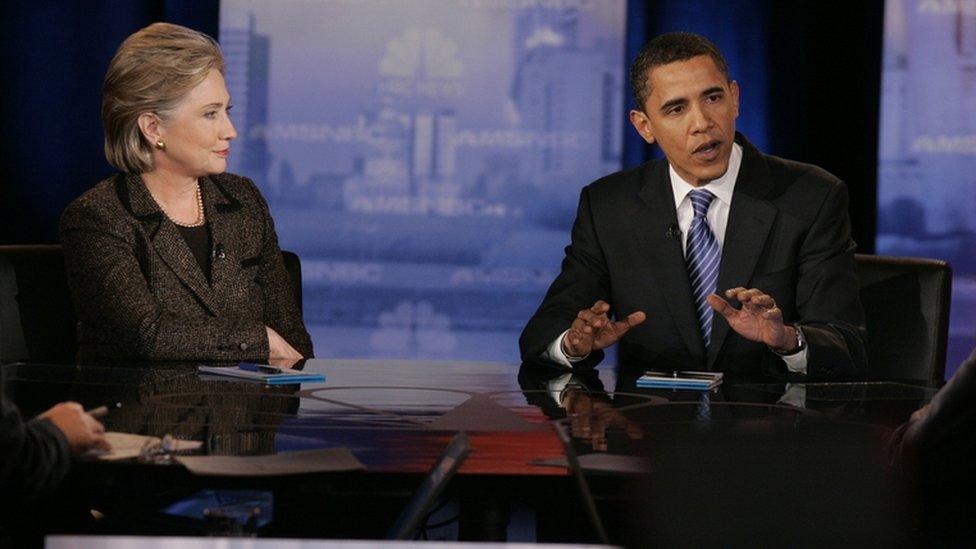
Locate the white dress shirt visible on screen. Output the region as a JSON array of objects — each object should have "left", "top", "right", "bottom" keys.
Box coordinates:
[{"left": 547, "top": 143, "right": 808, "bottom": 374}]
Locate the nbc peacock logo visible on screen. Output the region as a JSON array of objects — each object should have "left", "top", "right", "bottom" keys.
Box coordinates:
[
  {"left": 378, "top": 28, "right": 464, "bottom": 98},
  {"left": 380, "top": 28, "right": 464, "bottom": 78}
]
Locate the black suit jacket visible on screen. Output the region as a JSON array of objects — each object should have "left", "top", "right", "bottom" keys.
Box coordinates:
[
  {"left": 0, "top": 395, "right": 70, "bottom": 504},
  {"left": 61, "top": 172, "right": 313, "bottom": 363},
  {"left": 886, "top": 347, "right": 976, "bottom": 542},
  {"left": 888, "top": 346, "right": 976, "bottom": 478},
  {"left": 520, "top": 134, "right": 866, "bottom": 381}
]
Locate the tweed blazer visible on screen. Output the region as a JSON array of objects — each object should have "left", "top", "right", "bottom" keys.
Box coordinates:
[{"left": 60, "top": 172, "right": 313, "bottom": 363}]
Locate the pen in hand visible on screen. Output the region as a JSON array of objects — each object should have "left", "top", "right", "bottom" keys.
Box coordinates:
[{"left": 86, "top": 402, "right": 122, "bottom": 418}]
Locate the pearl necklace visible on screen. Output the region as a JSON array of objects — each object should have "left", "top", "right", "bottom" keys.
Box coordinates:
[{"left": 155, "top": 183, "right": 206, "bottom": 228}]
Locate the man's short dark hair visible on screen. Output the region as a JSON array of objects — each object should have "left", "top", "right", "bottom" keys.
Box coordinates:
[{"left": 629, "top": 32, "right": 731, "bottom": 111}]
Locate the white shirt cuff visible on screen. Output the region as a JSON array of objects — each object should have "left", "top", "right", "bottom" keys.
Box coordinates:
[
  {"left": 777, "top": 383, "right": 807, "bottom": 408},
  {"left": 543, "top": 330, "right": 588, "bottom": 369},
  {"left": 780, "top": 346, "right": 808, "bottom": 374},
  {"left": 546, "top": 372, "right": 576, "bottom": 407}
]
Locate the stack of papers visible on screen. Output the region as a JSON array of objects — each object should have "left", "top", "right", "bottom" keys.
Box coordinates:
[
  {"left": 94, "top": 432, "right": 202, "bottom": 461},
  {"left": 198, "top": 363, "right": 325, "bottom": 385},
  {"left": 636, "top": 370, "right": 723, "bottom": 391}
]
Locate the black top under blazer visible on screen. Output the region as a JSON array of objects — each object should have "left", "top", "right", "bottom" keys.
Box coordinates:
[
  {"left": 520, "top": 134, "right": 867, "bottom": 381},
  {"left": 60, "top": 172, "right": 313, "bottom": 363}
]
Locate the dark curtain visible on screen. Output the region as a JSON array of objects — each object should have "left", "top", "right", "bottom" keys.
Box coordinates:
[
  {"left": 0, "top": 0, "right": 218, "bottom": 245},
  {"left": 764, "top": 0, "right": 884, "bottom": 254}
]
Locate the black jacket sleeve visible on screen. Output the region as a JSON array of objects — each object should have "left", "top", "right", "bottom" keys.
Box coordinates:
[
  {"left": 0, "top": 397, "right": 71, "bottom": 502},
  {"left": 519, "top": 185, "right": 609, "bottom": 369}
]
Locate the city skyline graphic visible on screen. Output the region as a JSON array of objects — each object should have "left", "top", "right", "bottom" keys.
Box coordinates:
[
  {"left": 878, "top": 0, "right": 976, "bottom": 375},
  {"left": 220, "top": 0, "right": 627, "bottom": 362}
]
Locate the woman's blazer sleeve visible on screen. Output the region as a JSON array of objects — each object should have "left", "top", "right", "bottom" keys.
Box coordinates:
[{"left": 244, "top": 179, "right": 314, "bottom": 357}]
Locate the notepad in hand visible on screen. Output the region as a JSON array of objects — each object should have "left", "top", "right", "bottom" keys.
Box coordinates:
[
  {"left": 636, "top": 370, "right": 723, "bottom": 390},
  {"left": 198, "top": 363, "right": 325, "bottom": 385}
]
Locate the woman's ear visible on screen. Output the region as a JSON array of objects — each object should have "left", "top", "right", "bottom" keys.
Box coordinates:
[{"left": 137, "top": 112, "right": 161, "bottom": 142}]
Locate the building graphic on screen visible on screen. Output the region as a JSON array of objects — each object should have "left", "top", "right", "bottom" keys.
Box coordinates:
[
  {"left": 878, "top": 0, "right": 976, "bottom": 373},
  {"left": 220, "top": 1, "right": 625, "bottom": 361},
  {"left": 222, "top": 14, "right": 271, "bottom": 190}
]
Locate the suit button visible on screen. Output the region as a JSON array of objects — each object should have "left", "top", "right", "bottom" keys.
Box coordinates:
[{"left": 239, "top": 342, "right": 249, "bottom": 351}]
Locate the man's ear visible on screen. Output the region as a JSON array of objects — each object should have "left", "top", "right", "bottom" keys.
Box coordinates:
[
  {"left": 629, "top": 109, "right": 655, "bottom": 145},
  {"left": 730, "top": 80, "right": 740, "bottom": 119},
  {"left": 137, "top": 112, "right": 162, "bottom": 143}
]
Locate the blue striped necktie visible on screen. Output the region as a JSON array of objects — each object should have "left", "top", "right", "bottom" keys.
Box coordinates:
[{"left": 685, "top": 189, "right": 720, "bottom": 347}]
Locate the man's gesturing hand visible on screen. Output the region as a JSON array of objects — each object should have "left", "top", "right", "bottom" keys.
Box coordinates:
[
  {"left": 561, "top": 300, "right": 646, "bottom": 358},
  {"left": 707, "top": 288, "right": 798, "bottom": 353}
]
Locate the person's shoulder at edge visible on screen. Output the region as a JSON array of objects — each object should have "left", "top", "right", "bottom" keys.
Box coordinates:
[
  {"left": 63, "top": 173, "right": 121, "bottom": 211},
  {"left": 207, "top": 171, "right": 269, "bottom": 209},
  {"left": 208, "top": 170, "right": 255, "bottom": 190},
  {"left": 750, "top": 150, "right": 850, "bottom": 226},
  {"left": 582, "top": 157, "right": 662, "bottom": 200},
  {"left": 761, "top": 151, "right": 845, "bottom": 193},
  {"left": 59, "top": 174, "right": 133, "bottom": 232}
]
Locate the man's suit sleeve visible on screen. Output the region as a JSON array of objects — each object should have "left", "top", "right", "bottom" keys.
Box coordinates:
[
  {"left": 888, "top": 346, "right": 976, "bottom": 475},
  {"left": 520, "top": 186, "right": 610, "bottom": 368},
  {"left": 245, "top": 180, "right": 314, "bottom": 358},
  {"left": 793, "top": 179, "right": 867, "bottom": 379},
  {"left": 60, "top": 199, "right": 271, "bottom": 361},
  {"left": 0, "top": 397, "right": 71, "bottom": 502}
]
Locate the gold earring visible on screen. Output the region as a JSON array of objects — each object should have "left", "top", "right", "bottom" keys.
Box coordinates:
[{"left": 155, "top": 139, "right": 166, "bottom": 151}]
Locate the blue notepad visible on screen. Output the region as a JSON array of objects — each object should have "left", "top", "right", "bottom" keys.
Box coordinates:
[{"left": 198, "top": 363, "right": 325, "bottom": 385}]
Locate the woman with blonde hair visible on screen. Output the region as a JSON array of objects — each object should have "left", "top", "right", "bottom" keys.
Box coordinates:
[{"left": 61, "top": 23, "right": 312, "bottom": 362}]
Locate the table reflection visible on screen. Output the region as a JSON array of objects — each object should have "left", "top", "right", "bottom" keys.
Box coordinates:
[
  {"left": 521, "top": 362, "right": 928, "bottom": 547},
  {"left": 516, "top": 361, "right": 938, "bottom": 459},
  {"left": 1, "top": 359, "right": 573, "bottom": 475}
]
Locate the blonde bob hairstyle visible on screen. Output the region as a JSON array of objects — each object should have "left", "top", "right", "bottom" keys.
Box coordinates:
[{"left": 102, "top": 22, "right": 225, "bottom": 173}]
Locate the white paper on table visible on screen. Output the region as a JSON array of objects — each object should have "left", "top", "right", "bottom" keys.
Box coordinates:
[{"left": 94, "top": 432, "right": 202, "bottom": 461}]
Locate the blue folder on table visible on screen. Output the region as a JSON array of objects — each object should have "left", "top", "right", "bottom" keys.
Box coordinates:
[
  {"left": 197, "top": 363, "right": 325, "bottom": 385},
  {"left": 636, "top": 370, "right": 723, "bottom": 391}
]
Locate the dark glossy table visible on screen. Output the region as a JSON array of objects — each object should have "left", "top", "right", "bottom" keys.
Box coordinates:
[
  {"left": 3, "top": 359, "right": 574, "bottom": 476},
  {"left": 1, "top": 359, "right": 938, "bottom": 543},
  {"left": 3, "top": 359, "right": 581, "bottom": 541}
]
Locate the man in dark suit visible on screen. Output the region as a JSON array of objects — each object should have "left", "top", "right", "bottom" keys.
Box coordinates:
[
  {"left": 887, "top": 347, "right": 976, "bottom": 543},
  {"left": 1, "top": 398, "right": 107, "bottom": 499},
  {"left": 520, "top": 32, "right": 866, "bottom": 381},
  {"left": 1, "top": 396, "right": 108, "bottom": 548}
]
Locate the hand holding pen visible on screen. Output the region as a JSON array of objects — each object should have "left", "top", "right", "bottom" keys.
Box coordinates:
[{"left": 39, "top": 401, "right": 118, "bottom": 455}]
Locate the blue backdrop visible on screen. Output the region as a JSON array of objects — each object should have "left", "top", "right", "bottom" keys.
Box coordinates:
[
  {"left": 877, "top": 0, "right": 976, "bottom": 376},
  {"left": 220, "top": 0, "right": 629, "bottom": 361},
  {"left": 0, "top": 1, "right": 888, "bottom": 367}
]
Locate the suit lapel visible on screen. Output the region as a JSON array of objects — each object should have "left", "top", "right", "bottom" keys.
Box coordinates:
[
  {"left": 634, "top": 162, "right": 706, "bottom": 360},
  {"left": 200, "top": 175, "right": 243, "bottom": 297},
  {"left": 116, "top": 173, "right": 220, "bottom": 316},
  {"left": 708, "top": 136, "right": 777, "bottom": 367}
]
